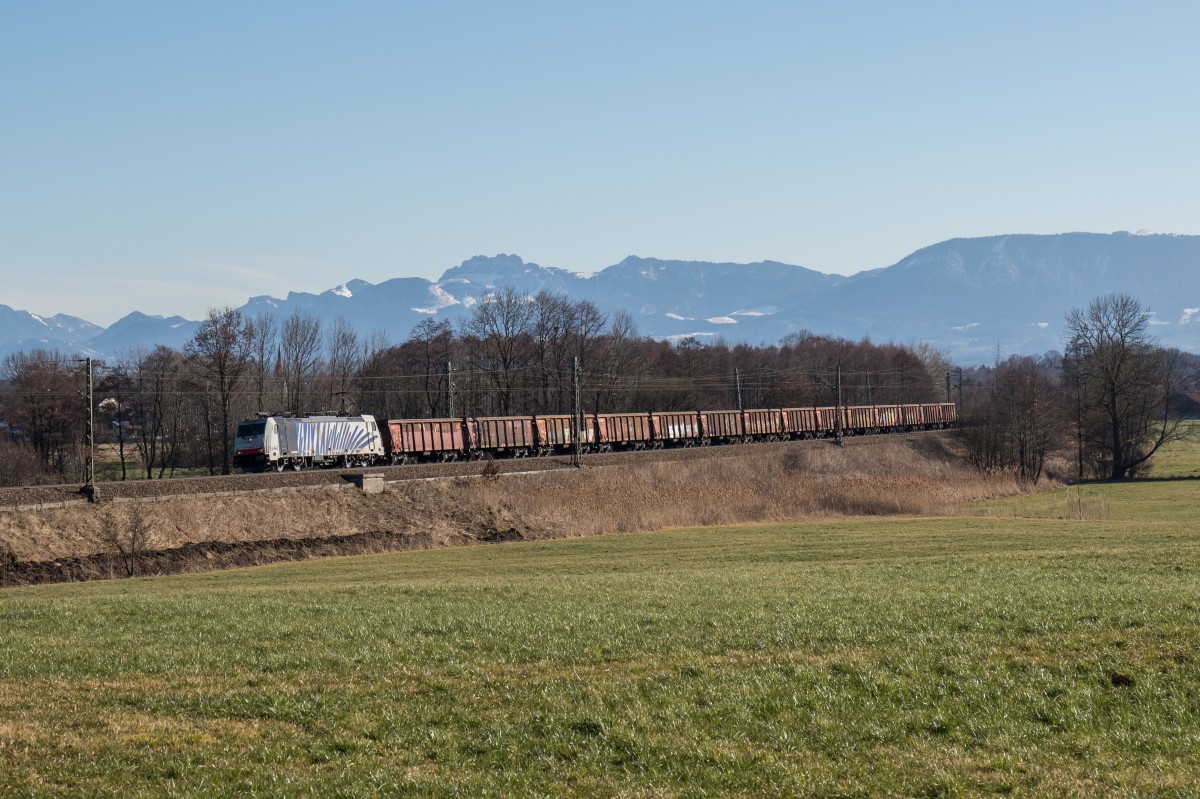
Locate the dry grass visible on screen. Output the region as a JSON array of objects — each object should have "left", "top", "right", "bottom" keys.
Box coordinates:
[
  {"left": 457, "top": 436, "right": 1029, "bottom": 538},
  {"left": 0, "top": 485, "right": 475, "bottom": 563},
  {"left": 0, "top": 434, "right": 1036, "bottom": 571}
]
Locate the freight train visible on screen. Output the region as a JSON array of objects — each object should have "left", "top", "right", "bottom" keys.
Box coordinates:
[{"left": 232, "top": 403, "right": 957, "bottom": 472}]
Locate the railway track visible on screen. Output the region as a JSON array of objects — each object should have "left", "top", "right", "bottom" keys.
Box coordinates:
[{"left": 0, "top": 431, "right": 946, "bottom": 510}]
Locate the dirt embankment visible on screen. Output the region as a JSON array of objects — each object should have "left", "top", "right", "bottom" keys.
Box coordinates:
[{"left": 0, "top": 433, "right": 1040, "bottom": 588}]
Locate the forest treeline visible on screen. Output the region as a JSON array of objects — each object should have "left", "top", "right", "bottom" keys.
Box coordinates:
[
  {"left": 0, "top": 289, "right": 943, "bottom": 484},
  {"left": 2, "top": 290, "right": 1194, "bottom": 487}
]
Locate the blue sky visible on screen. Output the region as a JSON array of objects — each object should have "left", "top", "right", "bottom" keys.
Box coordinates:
[{"left": 2, "top": 1, "right": 1197, "bottom": 325}]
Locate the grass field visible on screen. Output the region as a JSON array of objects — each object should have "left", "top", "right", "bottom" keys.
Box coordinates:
[
  {"left": 1, "top": 448, "right": 1199, "bottom": 796},
  {"left": 970, "top": 428, "right": 1200, "bottom": 523}
]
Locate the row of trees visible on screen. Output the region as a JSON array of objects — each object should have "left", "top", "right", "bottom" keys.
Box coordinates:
[
  {"left": 12, "top": 289, "right": 1185, "bottom": 487},
  {"left": 0, "top": 289, "right": 944, "bottom": 484},
  {"left": 960, "top": 294, "right": 1197, "bottom": 482}
]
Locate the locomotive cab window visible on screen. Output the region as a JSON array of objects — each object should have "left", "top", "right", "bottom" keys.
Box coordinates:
[{"left": 237, "top": 421, "right": 266, "bottom": 437}]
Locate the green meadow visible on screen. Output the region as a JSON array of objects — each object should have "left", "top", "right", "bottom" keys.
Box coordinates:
[{"left": 2, "top": 442, "right": 1199, "bottom": 796}]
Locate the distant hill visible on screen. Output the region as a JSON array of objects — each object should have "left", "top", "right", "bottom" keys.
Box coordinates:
[
  {"left": 807, "top": 232, "right": 1200, "bottom": 360},
  {"left": 0, "top": 307, "right": 103, "bottom": 360},
  {"left": 3, "top": 232, "right": 1198, "bottom": 364}
]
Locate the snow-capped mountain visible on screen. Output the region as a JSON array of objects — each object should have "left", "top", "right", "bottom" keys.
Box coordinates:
[
  {"left": 3, "top": 232, "right": 1199, "bottom": 364},
  {"left": 83, "top": 312, "right": 200, "bottom": 359},
  {"left": 0, "top": 306, "right": 104, "bottom": 360}
]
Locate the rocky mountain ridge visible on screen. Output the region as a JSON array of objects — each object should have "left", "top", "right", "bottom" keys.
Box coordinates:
[{"left": 3, "top": 232, "right": 1197, "bottom": 364}]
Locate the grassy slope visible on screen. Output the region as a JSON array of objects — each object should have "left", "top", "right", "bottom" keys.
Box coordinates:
[
  {"left": 1, "top": 447, "right": 1199, "bottom": 796},
  {"left": 1, "top": 434, "right": 1021, "bottom": 565}
]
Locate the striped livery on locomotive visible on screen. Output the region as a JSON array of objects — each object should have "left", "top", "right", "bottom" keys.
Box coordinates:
[{"left": 233, "top": 415, "right": 385, "bottom": 471}]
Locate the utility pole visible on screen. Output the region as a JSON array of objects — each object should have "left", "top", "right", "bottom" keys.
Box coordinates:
[
  {"left": 445, "top": 361, "right": 455, "bottom": 417},
  {"left": 572, "top": 356, "right": 582, "bottom": 468},
  {"left": 834, "top": 365, "right": 843, "bottom": 445},
  {"left": 84, "top": 357, "right": 96, "bottom": 503},
  {"left": 1076, "top": 379, "right": 1085, "bottom": 482},
  {"left": 955, "top": 367, "right": 964, "bottom": 405},
  {"left": 734, "top": 367, "right": 746, "bottom": 441},
  {"left": 945, "top": 371, "right": 952, "bottom": 403}
]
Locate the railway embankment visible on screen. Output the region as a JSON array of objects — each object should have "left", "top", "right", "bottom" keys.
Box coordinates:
[{"left": 0, "top": 432, "right": 1045, "bottom": 587}]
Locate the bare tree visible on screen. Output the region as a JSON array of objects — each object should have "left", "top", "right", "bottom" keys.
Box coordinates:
[
  {"left": 907, "top": 341, "right": 954, "bottom": 400},
  {"left": 959, "top": 355, "right": 1066, "bottom": 483},
  {"left": 128, "top": 346, "right": 185, "bottom": 479},
  {"left": 532, "top": 292, "right": 572, "bottom": 413},
  {"left": 405, "top": 319, "right": 455, "bottom": 416},
  {"left": 246, "top": 311, "right": 278, "bottom": 414},
  {"left": 570, "top": 299, "right": 608, "bottom": 352},
  {"left": 325, "top": 316, "right": 361, "bottom": 414},
  {"left": 353, "top": 329, "right": 392, "bottom": 414},
  {"left": 590, "top": 310, "right": 642, "bottom": 412},
  {"left": 994, "top": 356, "right": 1064, "bottom": 482},
  {"left": 358, "top": 342, "right": 413, "bottom": 420},
  {"left": 529, "top": 294, "right": 610, "bottom": 414},
  {"left": 99, "top": 505, "right": 156, "bottom": 578},
  {"left": 460, "top": 287, "right": 535, "bottom": 415},
  {"left": 278, "top": 311, "right": 323, "bottom": 416},
  {"left": 0, "top": 438, "right": 54, "bottom": 486},
  {"left": 0, "top": 350, "right": 85, "bottom": 478},
  {"left": 186, "top": 307, "right": 252, "bottom": 474},
  {"left": 1064, "top": 293, "right": 1190, "bottom": 479},
  {"left": 97, "top": 356, "right": 136, "bottom": 481}
]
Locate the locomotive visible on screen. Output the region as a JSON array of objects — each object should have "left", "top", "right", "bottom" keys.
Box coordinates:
[
  {"left": 232, "top": 415, "right": 385, "bottom": 471},
  {"left": 233, "top": 403, "right": 957, "bottom": 472}
]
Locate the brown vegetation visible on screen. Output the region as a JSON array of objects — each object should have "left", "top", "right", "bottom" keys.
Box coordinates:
[
  {"left": 0, "top": 438, "right": 56, "bottom": 487},
  {"left": 0, "top": 434, "right": 1037, "bottom": 587}
]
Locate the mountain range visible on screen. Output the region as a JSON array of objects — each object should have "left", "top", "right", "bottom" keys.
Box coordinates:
[{"left": 3, "top": 231, "right": 1198, "bottom": 365}]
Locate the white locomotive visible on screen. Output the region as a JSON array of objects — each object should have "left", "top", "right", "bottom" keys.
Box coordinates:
[{"left": 233, "top": 415, "right": 385, "bottom": 471}]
